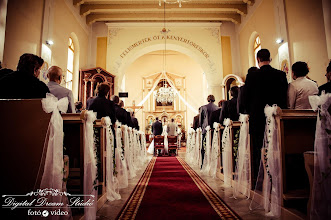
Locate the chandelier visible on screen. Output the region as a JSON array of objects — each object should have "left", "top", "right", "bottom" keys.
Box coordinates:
[
  {"left": 159, "top": 0, "right": 191, "bottom": 8},
  {"left": 154, "top": 3, "right": 176, "bottom": 104},
  {"left": 154, "top": 78, "right": 176, "bottom": 103}
]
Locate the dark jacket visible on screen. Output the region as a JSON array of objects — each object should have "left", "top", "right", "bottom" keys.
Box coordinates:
[
  {"left": 193, "top": 115, "right": 200, "bottom": 130},
  {"left": 131, "top": 117, "right": 139, "bottom": 130},
  {"left": 318, "top": 81, "right": 331, "bottom": 95},
  {"left": 199, "top": 102, "right": 219, "bottom": 134},
  {"left": 219, "top": 98, "right": 239, "bottom": 125},
  {"left": 152, "top": 120, "right": 163, "bottom": 136},
  {"left": 114, "top": 105, "right": 129, "bottom": 125},
  {"left": 209, "top": 108, "right": 221, "bottom": 127},
  {"left": 87, "top": 95, "right": 116, "bottom": 125},
  {"left": 0, "top": 71, "right": 49, "bottom": 99},
  {"left": 244, "top": 65, "right": 288, "bottom": 134},
  {"left": 238, "top": 85, "right": 247, "bottom": 114}
]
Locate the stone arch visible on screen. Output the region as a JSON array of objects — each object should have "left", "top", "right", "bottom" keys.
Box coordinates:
[
  {"left": 221, "top": 74, "right": 244, "bottom": 100},
  {"left": 114, "top": 42, "right": 216, "bottom": 93}
]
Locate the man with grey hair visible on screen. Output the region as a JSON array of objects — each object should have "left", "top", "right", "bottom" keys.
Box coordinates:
[{"left": 47, "top": 66, "right": 75, "bottom": 113}]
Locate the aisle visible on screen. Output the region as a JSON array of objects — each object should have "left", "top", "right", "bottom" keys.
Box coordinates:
[{"left": 117, "top": 157, "right": 241, "bottom": 220}]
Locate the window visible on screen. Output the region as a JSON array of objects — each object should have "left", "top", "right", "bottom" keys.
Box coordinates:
[
  {"left": 254, "top": 36, "right": 261, "bottom": 67},
  {"left": 66, "top": 37, "right": 74, "bottom": 90}
]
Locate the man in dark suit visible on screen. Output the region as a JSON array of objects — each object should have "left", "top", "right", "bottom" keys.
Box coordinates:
[
  {"left": 129, "top": 110, "right": 139, "bottom": 130},
  {"left": 209, "top": 100, "right": 225, "bottom": 127},
  {"left": 199, "top": 95, "right": 219, "bottom": 168},
  {"left": 219, "top": 86, "right": 239, "bottom": 125},
  {"left": 152, "top": 117, "right": 162, "bottom": 136},
  {"left": 87, "top": 83, "right": 116, "bottom": 125},
  {"left": 244, "top": 49, "right": 288, "bottom": 180},
  {"left": 0, "top": 53, "right": 49, "bottom": 99},
  {"left": 318, "top": 60, "right": 331, "bottom": 95},
  {"left": 119, "top": 100, "right": 132, "bottom": 127},
  {"left": 111, "top": 95, "right": 129, "bottom": 125}
]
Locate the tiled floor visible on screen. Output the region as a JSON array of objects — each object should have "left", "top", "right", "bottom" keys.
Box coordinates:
[{"left": 96, "top": 149, "right": 306, "bottom": 220}]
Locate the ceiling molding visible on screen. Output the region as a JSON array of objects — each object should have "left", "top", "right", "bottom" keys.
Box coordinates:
[{"left": 75, "top": 0, "right": 249, "bottom": 25}]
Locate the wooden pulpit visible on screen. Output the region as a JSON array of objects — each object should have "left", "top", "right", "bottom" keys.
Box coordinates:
[{"left": 79, "top": 67, "right": 115, "bottom": 107}]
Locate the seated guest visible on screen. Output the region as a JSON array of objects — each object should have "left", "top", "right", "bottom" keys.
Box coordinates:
[
  {"left": 167, "top": 118, "right": 178, "bottom": 136},
  {"left": 128, "top": 109, "right": 139, "bottom": 130},
  {"left": 209, "top": 99, "right": 225, "bottom": 126},
  {"left": 111, "top": 95, "right": 129, "bottom": 125},
  {"left": 318, "top": 60, "right": 331, "bottom": 95},
  {"left": 0, "top": 53, "right": 49, "bottom": 99},
  {"left": 75, "top": 101, "right": 83, "bottom": 113},
  {"left": 219, "top": 86, "right": 239, "bottom": 125},
  {"left": 288, "top": 61, "right": 318, "bottom": 109},
  {"left": 47, "top": 66, "right": 76, "bottom": 113},
  {"left": 88, "top": 83, "right": 116, "bottom": 125}
]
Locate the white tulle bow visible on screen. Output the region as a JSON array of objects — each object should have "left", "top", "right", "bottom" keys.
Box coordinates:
[
  {"left": 239, "top": 114, "right": 249, "bottom": 123},
  {"left": 213, "top": 122, "right": 221, "bottom": 130},
  {"left": 42, "top": 93, "right": 68, "bottom": 114},
  {"left": 223, "top": 118, "right": 232, "bottom": 127}
]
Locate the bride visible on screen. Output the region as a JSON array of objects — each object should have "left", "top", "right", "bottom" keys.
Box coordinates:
[{"left": 147, "top": 123, "right": 169, "bottom": 155}]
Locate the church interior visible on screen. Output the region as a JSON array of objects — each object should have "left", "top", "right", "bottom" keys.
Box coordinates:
[{"left": 0, "top": 0, "right": 330, "bottom": 219}]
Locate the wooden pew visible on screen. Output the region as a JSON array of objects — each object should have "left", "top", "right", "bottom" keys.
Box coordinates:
[
  {"left": 63, "top": 114, "right": 108, "bottom": 212},
  {"left": 277, "top": 109, "right": 316, "bottom": 208},
  {"left": 0, "top": 99, "right": 51, "bottom": 218}
]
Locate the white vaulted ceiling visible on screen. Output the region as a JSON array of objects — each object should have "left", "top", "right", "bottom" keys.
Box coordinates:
[{"left": 73, "top": 0, "right": 255, "bottom": 25}]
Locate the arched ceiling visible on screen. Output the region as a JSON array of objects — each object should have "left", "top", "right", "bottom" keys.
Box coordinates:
[{"left": 73, "top": 0, "right": 255, "bottom": 25}]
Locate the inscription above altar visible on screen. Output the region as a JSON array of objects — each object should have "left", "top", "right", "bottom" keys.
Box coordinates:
[{"left": 120, "top": 35, "right": 209, "bottom": 59}]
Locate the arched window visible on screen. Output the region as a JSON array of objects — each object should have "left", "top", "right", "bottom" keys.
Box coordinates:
[
  {"left": 66, "top": 37, "right": 74, "bottom": 90},
  {"left": 254, "top": 36, "right": 261, "bottom": 67}
]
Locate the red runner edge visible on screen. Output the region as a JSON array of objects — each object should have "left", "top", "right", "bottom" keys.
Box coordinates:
[{"left": 117, "top": 157, "right": 242, "bottom": 220}]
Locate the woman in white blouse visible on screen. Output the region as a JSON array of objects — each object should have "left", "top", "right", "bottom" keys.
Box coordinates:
[{"left": 287, "top": 61, "right": 318, "bottom": 109}]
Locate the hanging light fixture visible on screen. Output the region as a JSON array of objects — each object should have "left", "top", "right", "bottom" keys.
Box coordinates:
[
  {"left": 154, "top": 3, "right": 176, "bottom": 104},
  {"left": 159, "top": 0, "right": 191, "bottom": 8}
]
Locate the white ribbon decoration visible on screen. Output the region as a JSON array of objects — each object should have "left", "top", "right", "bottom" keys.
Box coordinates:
[
  {"left": 84, "top": 111, "right": 98, "bottom": 220},
  {"left": 263, "top": 105, "right": 281, "bottom": 217},
  {"left": 222, "top": 118, "right": 233, "bottom": 187},
  {"left": 103, "top": 117, "right": 121, "bottom": 201},
  {"left": 115, "top": 122, "right": 129, "bottom": 189},
  {"left": 201, "top": 126, "right": 212, "bottom": 174},
  {"left": 123, "top": 125, "right": 136, "bottom": 179},
  {"left": 40, "top": 94, "right": 69, "bottom": 219},
  {"left": 309, "top": 92, "right": 331, "bottom": 220},
  {"left": 210, "top": 122, "right": 221, "bottom": 178},
  {"left": 233, "top": 114, "right": 251, "bottom": 199}
]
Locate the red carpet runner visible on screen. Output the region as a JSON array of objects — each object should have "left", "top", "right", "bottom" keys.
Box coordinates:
[{"left": 117, "top": 157, "right": 241, "bottom": 220}]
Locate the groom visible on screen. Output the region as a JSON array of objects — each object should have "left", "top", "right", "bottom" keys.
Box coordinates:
[{"left": 152, "top": 117, "right": 163, "bottom": 155}]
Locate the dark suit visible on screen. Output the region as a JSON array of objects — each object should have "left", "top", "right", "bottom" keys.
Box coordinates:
[
  {"left": 238, "top": 85, "right": 247, "bottom": 114},
  {"left": 126, "top": 111, "right": 133, "bottom": 127},
  {"left": 209, "top": 108, "right": 221, "bottom": 127},
  {"left": 0, "top": 71, "right": 49, "bottom": 99},
  {"left": 193, "top": 115, "right": 200, "bottom": 130},
  {"left": 244, "top": 64, "right": 288, "bottom": 179},
  {"left": 131, "top": 117, "right": 139, "bottom": 130},
  {"left": 219, "top": 97, "right": 239, "bottom": 125},
  {"left": 114, "top": 105, "right": 129, "bottom": 125},
  {"left": 318, "top": 81, "right": 331, "bottom": 95},
  {"left": 152, "top": 120, "right": 162, "bottom": 136},
  {"left": 87, "top": 95, "right": 116, "bottom": 125}
]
